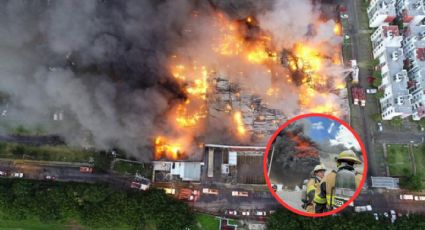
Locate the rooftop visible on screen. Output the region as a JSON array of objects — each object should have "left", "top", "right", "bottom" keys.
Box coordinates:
[{"left": 403, "top": 0, "right": 425, "bottom": 17}]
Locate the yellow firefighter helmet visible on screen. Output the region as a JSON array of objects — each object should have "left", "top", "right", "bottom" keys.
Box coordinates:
[
  {"left": 335, "top": 150, "right": 362, "bottom": 164},
  {"left": 313, "top": 164, "right": 326, "bottom": 172}
]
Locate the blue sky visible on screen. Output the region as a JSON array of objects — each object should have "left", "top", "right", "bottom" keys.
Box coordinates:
[
  {"left": 304, "top": 116, "right": 338, "bottom": 143},
  {"left": 297, "top": 116, "right": 361, "bottom": 150}
]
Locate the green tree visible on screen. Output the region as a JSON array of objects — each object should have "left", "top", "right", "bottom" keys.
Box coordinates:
[
  {"left": 372, "top": 70, "right": 382, "bottom": 79},
  {"left": 375, "top": 90, "right": 385, "bottom": 99},
  {"left": 370, "top": 113, "right": 382, "bottom": 122},
  {"left": 389, "top": 116, "right": 403, "bottom": 127},
  {"left": 400, "top": 174, "right": 423, "bottom": 191},
  {"left": 367, "top": 59, "right": 379, "bottom": 70}
]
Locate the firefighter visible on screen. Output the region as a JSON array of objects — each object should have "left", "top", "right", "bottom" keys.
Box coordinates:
[
  {"left": 314, "top": 150, "right": 362, "bottom": 213},
  {"left": 301, "top": 164, "right": 326, "bottom": 213}
]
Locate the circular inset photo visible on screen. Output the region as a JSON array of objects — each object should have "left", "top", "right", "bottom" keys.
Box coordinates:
[{"left": 263, "top": 113, "right": 367, "bottom": 217}]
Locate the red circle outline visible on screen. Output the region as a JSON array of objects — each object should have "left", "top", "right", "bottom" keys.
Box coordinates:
[{"left": 263, "top": 113, "right": 368, "bottom": 217}]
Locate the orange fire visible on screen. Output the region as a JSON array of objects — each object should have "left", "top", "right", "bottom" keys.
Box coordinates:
[
  {"left": 293, "top": 43, "right": 322, "bottom": 72},
  {"left": 233, "top": 111, "right": 246, "bottom": 136},
  {"left": 153, "top": 12, "right": 344, "bottom": 160},
  {"left": 287, "top": 132, "right": 319, "bottom": 158},
  {"left": 212, "top": 13, "right": 277, "bottom": 64},
  {"left": 154, "top": 61, "right": 209, "bottom": 159},
  {"left": 154, "top": 136, "right": 183, "bottom": 160},
  {"left": 334, "top": 22, "right": 342, "bottom": 36}
]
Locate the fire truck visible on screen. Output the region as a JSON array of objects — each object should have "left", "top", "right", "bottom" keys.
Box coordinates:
[
  {"left": 79, "top": 166, "right": 93, "bottom": 173},
  {"left": 351, "top": 60, "right": 359, "bottom": 84},
  {"left": 177, "top": 188, "right": 200, "bottom": 201},
  {"left": 351, "top": 87, "right": 365, "bottom": 107},
  {"left": 130, "top": 178, "right": 151, "bottom": 191}
]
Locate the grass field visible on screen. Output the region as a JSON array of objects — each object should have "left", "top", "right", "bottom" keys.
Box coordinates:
[
  {"left": 193, "top": 214, "right": 220, "bottom": 230},
  {"left": 113, "top": 160, "right": 152, "bottom": 178},
  {"left": 387, "top": 144, "right": 412, "bottom": 176},
  {"left": 0, "top": 218, "right": 67, "bottom": 230},
  {"left": 412, "top": 145, "right": 425, "bottom": 176},
  {"left": 0, "top": 142, "right": 94, "bottom": 162}
]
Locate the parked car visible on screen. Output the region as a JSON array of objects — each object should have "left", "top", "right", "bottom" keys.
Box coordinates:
[
  {"left": 225, "top": 210, "right": 238, "bottom": 216},
  {"left": 44, "top": 175, "right": 56, "bottom": 180},
  {"left": 79, "top": 167, "right": 93, "bottom": 173},
  {"left": 400, "top": 194, "right": 414, "bottom": 200},
  {"left": 255, "top": 211, "right": 267, "bottom": 216},
  {"left": 390, "top": 210, "right": 397, "bottom": 223},
  {"left": 354, "top": 205, "right": 372, "bottom": 212},
  {"left": 232, "top": 191, "right": 249, "bottom": 197},
  {"left": 373, "top": 213, "right": 379, "bottom": 220},
  {"left": 241, "top": 210, "right": 250, "bottom": 216},
  {"left": 202, "top": 188, "right": 219, "bottom": 195},
  {"left": 12, "top": 172, "right": 23, "bottom": 178},
  {"left": 377, "top": 122, "right": 383, "bottom": 132},
  {"left": 366, "top": 88, "right": 377, "bottom": 94},
  {"left": 0, "top": 171, "right": 6, "bottom": 176},
  {"left": 384, "top": 212, "right": 389, "bottom": 218}
]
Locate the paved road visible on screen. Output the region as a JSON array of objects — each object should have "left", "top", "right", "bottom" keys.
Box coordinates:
[
  {"left": 191, "top": 183, "right": 279, "bottom": 218},
  {"left": 346, "top": 0, "right": 378, "bottom": 177},
  {"left": 355, "top": 189, "right": 425, "bottom": 214},
  {"left": 0, "top": 160, "right": 131, "bottom": 188},
  {"left": 374, "top": 133, "right": 425, "bottom": 144}
]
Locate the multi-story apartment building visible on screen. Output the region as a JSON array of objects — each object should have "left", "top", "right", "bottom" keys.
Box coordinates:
[
  {"left": 368, "top": 0, "right": 425, "bottom": 120},
  {"left": 368, "top": 0, "right": 397, "bottom": 28}
]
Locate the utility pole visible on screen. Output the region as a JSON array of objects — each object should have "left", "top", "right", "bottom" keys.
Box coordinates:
[{"left": 267, "top": 145, "right": 275, "bottom": 177}]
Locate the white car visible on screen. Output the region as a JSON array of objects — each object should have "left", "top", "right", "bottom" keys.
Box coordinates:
[
  {"left": 373, "top": 213, "right": 379, "bottom": 220},
  {"left": 390, "top": 210, "right": 397, "bottom": 223},
  {"left": 340, "top": 14, "right": 349, "bottom": 19},
  {"left": 0, "top": 171, "right": 6, "bottom": 176},
  {"left": 400, "top": 194, "right": 414, "bottom": 200},
  {"left": 354, "top": 205, "right": 372, "bottom": 212},
  {"left": 377, "top": 123, "right": 383, "bottom": 132},
  {"left": 366, "top": 88, "right": 377, "bottom": 94},
  {"left": 384, "top": 212, "right": 389, "bottom": 218},
  {"left": 255, "top": 211, "right": 267, "bottom": 216},
  {"left": 12, "top": 172, "right": 23, "bottom": 178},
  {"left": 232, "top": 191, "right": 249, "bottom": 197},
  {"left": 225, "top": 210, "right": 237, "bottom": 216},
  {"left": 202, "top": 188, "right": 219, "bottom": 195},
  {"left": 241, "top": 211, "right": 250, "bottom": 216}
]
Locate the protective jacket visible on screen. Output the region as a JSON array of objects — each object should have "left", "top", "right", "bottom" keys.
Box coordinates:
[{"left": 314, "top": 163, "right": 362, "bottom": 213}]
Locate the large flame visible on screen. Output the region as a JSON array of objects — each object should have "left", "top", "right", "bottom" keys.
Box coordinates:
[
  {"left": 233, "top": 111, "right": 246, "bottom": 136},
  {"left": 153, "top": 12, "right": 344, "bottom": 160},
  {"left": 154, "top": 136, "right": 183, "bottom": 160}
]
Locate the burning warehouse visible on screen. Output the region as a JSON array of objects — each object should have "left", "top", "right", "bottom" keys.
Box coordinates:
[{"left": 0, "top": 0, "right": 349, "bottom": 162}]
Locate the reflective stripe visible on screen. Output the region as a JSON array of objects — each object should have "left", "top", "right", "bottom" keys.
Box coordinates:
[
  {"left": 326, "top": 195, "right": 333, "bottom": 206},
  {"left": 307, "top": 184, "right": 316, "bottom": 193},
  {"left": 314, "top": 193, "right": 326, "bottom": 204}
]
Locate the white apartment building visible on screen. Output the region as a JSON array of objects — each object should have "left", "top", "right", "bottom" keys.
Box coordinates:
[
  {"left": 368, "top": 0, "right": 425, "bottom": 120},
  {"left": 368, "top": 0, "right": 397, "bottom": 27},
  {"left": 378, "top": 47, "right": 412, "bottom": 120},
  {"left": 396, "top": 0, "right": 425, "bottom": 26},
  {"left": 402, "top": 25, "right": 425, "bottom": 120},
  {"left": 371, "top": 25, "right": 403, "bottom": 59}
]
